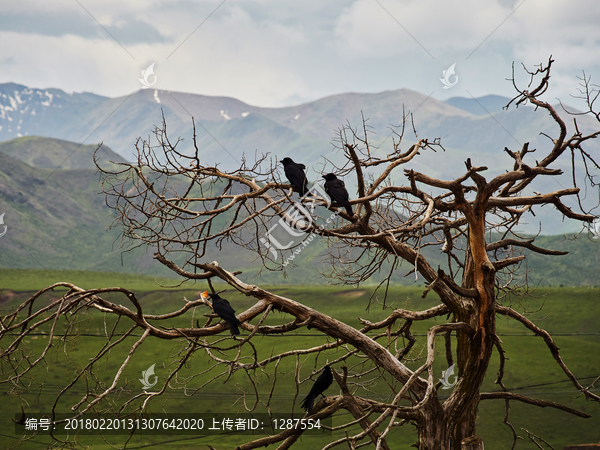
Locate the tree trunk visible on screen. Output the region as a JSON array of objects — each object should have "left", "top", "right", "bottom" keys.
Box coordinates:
[
  {"left": 416, "top": 401, "right": 451, "bottom": 450},
  {"left": 461, "top": 435, "right": 484, "bottom": 450},
  {"left": 447, "top": 211, "right": 495, "bottom": 448}
]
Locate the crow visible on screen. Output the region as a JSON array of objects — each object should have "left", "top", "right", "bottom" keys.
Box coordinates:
[
  {"left": 201, "top": 291, "right": 242, "bottom": 335},
  {"left": 322, "top": 173, "right": 353, "bottom": 216},
  {"left": 280, "top": 157, "right": 310, "bottom": 197},
  {"left": 300, "top": 365, "right": 333, "bottom": 414}
]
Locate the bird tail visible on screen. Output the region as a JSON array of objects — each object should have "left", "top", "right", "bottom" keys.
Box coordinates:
[
  {"left": 300, "top": 394, "right": 314, "bottom": 413},
  {"left": 228, "top": 321, "right": 240, "bottom": 335},
  {"left": 299, "top": 183, "right": 313, "bottom": 198},
  {"left": 345, "top": 205, "right": 353, "bottom": 216}
]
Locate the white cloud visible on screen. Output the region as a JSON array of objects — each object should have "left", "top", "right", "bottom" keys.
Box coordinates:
[
  {"left": 334, "top": 0, "right": 511, "bottom": 58},
  {"left": 332, "top": 0, "right": 600, "bottom": 101},
  {"left": 0, "top": 0, "right": 598, "bottom": 106}
]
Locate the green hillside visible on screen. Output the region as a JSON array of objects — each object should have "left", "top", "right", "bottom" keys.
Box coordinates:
[
  {"left": 0, "top": 135, "right": 125, "bottom": 169},
  {"left": 523, "top": 234, "right": 600, "bottom": 287},
  {"left": 0, "top": 136, "right": 599, "bottom": 287},
  {"left": 0, "top": 139, "right": 326, "bottom": 284}
]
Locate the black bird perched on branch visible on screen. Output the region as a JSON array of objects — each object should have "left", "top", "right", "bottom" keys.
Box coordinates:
[
  {"left": 201, "top": 291, "right": 242, "bottom": 335},
  {"left": 323, "top": 173, "right": 353, "bottom": 216},
  {"left": 280, "top": 157, "right": 310, "bottom": 197},
  {"left": 300, "top": 365, "right": 333, "bottom": 414}
]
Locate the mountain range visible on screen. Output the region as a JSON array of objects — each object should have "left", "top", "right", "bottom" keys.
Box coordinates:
[
  {"left": 2, "top": 82, "right": 599, "bottom": 234},
  {"left": 2, "top": 82, "right": 597, "bottom": 164},
  {"left": 0, "top": 84, "right": 555, "bottom": 160}
]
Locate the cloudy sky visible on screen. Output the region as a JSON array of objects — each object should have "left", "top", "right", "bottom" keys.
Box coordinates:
[{"left": 1, "top": 0, "right": 599, "bottom": 107}]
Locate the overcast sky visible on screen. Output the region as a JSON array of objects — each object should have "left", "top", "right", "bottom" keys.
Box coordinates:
[{"left": 1, "top": 0, "right": 599, "bottom": 107}]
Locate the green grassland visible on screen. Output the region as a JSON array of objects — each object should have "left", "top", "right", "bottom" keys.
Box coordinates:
[
  {"left": 0, "top": 268, "right": 185, "bottom": 292},
  {"left": 0, "top": 271, "right": 599, "bottom": 449}
]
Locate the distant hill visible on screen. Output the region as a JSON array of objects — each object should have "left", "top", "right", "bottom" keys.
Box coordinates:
[
  {"left": 0, "top": 139, "right": 321, "bottom": 285},
  {"left": 0, "top": 136, "right": 598, "bottom": 287},
  {"left": 521, "top": 234, "right": 600, "bottom": 287},
  {"left": 1, "top": 83, "right": 596, "bottom": 168},
  {"left": 444, "top": 95, "right": 511, "bottom": 116},
  {"left": 0, "top": 83, "right": 598, "bottom": 235},
  {"left": 0, "top": 136, "right": 125, "bottom": 169},
  {"left": 0, "top": 82, "right": 107, "bottom": 141}
]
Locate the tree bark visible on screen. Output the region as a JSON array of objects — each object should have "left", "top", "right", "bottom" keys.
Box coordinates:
[{"left": 461, "top": 435, "right": 484, "bottom": 450}]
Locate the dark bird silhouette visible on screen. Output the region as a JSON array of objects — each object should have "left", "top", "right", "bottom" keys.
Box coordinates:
[
  {"left": 201, "top": 291, "right": 242, "bottom": 335},
  {"left": 322, "top": 173, "right": 353, "bottom": 216},
  {"left": 300, "top": 365, "right": 333, "bottom": 414},
  {"left": 280, "top": 157, "right": 310, "bottom": 197}
]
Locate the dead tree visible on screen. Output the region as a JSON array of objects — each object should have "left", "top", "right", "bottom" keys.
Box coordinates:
[{"left": 2, "top": 58, "right": 600, "bottom": 449}]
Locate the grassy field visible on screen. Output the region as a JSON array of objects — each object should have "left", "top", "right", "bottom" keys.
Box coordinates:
[
  {"left": 0, "top": 268, "right": 185, "bottom": 292},
  {"left": 0, "top": 270, "right": 599, "bottom": 449}
]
